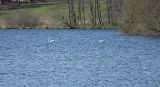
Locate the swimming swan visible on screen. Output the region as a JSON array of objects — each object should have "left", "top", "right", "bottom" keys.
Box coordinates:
[
  {"left": 98, "top": 40, "right": 104, "bottom": 43},
  {"left": 48, "top": 38, "right": 55, "bottom": 43}
]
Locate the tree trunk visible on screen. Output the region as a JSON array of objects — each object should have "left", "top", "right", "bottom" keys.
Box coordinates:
[
  {"left": 67, "top": 0, "right": 77, "bottom": 27},
  {"left": 107, "top": 0, "right": 113, "bottom": 25},
  {"left": 77, "top": 0, "right": 82, "bottom": 25},
  {"left": 94, "top": 0, "right": 97, "bottom": 26},
  {"left": 88, "top": 0, "right": 94, "bottom": 25},
  {"left": 82, "top": 0, "right": 85, "bottom": 27},
  {"left": 97, "top": 0, "right": 102, "bottom": 25}
]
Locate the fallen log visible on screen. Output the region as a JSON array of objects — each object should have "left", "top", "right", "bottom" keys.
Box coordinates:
[
  {"left": 150, "top": 28, "right": 160, "bottom": 33},
  {"left": 64, "top": 21, "right": 75, "bottom": 29}
]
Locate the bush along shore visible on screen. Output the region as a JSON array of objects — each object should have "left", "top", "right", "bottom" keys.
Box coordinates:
[{"left": 0, "top": 0, "right": 160, "bottom": 35}]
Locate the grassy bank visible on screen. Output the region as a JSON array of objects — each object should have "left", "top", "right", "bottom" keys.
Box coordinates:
[
  {"left": 0, "top": 1, "right": 70, "bottom": 28},
  {"left": 0, "top": 0, "right": 110, "bottom": 29}
]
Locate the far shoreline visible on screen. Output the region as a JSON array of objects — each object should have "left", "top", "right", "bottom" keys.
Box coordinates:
[{"left": 0, "top": 27, "right": 112, "bottom": 30}]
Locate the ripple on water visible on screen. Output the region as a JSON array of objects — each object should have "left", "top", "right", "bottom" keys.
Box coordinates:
[{"left": 0, "top": 29, "right": 160, "bottom": 87}]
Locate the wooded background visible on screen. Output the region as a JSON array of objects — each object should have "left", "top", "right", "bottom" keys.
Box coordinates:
[{"left": 0, "top": 0, "right": 160, "bottom": 35}]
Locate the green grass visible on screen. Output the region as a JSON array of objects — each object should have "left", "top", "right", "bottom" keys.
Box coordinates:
[
  {"left": 0, "top": 0, "right": 109, "bottom": 28},
  {"left": 0, "top": 1, "right": 68, "bottom": 18}
]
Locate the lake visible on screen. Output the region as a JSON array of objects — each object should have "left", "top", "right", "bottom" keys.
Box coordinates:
[{"left": 0, "top": 29, "right": 160, "bottom": 87}]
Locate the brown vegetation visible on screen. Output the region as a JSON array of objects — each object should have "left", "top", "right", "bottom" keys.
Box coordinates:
[
  {"left": 2, "top": 13, "right": 40, "bottom": 28},
  {"left": 15, "top": 13, "right": 40, "bottom": 27},
  {"left": 118, "top": 0, "right": 160, "bottom": 35}
]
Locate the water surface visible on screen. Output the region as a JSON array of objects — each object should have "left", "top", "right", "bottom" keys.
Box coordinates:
[{"left": 0, "top": 29, "right": 160, "bottom": 87}]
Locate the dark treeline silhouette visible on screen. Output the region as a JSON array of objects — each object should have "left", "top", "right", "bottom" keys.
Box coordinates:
[{"left": 1, "top": 0, "right": 21, "bottom": 6}]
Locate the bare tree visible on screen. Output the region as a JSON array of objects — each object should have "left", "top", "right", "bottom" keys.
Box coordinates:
[
  {"left": 107, "top": 0, "right": 113, "bottom": 25},
  {"left": 96, "top": 0, "right": 102, "bottom": 25},
  {"left": 77, "top": 0, "right": 82, "bottom": 25},
  {"left": 1, "top": 0, "right": 8, "bottom": 5},
  {"left": 82, "top": 0, "right": 85, "bottom": 26},
  {"left": 94, "top": 0, "right": 97, "bottom": 25},
  {"left": 87, "top": 0, "right": 94, "bottom": 25},
  {"left": 16, "top": 0, "right": 21, "bottom": 7},
  {"left": 67, "top": 0, "right": 77, "bottom": 27}
]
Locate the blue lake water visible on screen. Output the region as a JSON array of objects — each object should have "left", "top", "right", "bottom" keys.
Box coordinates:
[{"left": 0, "top": 29, "right": 160, "bottom": 87}]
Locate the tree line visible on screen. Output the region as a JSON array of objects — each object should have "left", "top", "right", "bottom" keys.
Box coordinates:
[
  {"left": 0, "top": 0, "right": 39, "bottom": 6},
  {"left": 67, "top": 0, "right": 160, "bottom": 34},
  {"left": 0, "top": 0, "right": 159, "bottom": 34},
  {"left": 1, "top": 0, "right": 22, "bottom": 6},
  {"left": 67, "top": 0, "right": 115, "bottom": 28}
]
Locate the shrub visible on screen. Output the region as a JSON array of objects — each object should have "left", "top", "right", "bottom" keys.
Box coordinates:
[
  {"left": 15, "top": 13, "right": 40, "bottom": 28},
  {"left": 118, "top": 0, "right": 160, "bottom": 35}
]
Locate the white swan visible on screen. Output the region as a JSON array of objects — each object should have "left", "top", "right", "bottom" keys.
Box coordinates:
[
  {"left": 48, "top": 38, "right": 55, "bottom": 43},
  {"left": 98, "top": 40, "right": 104, "bottom": 43}
]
